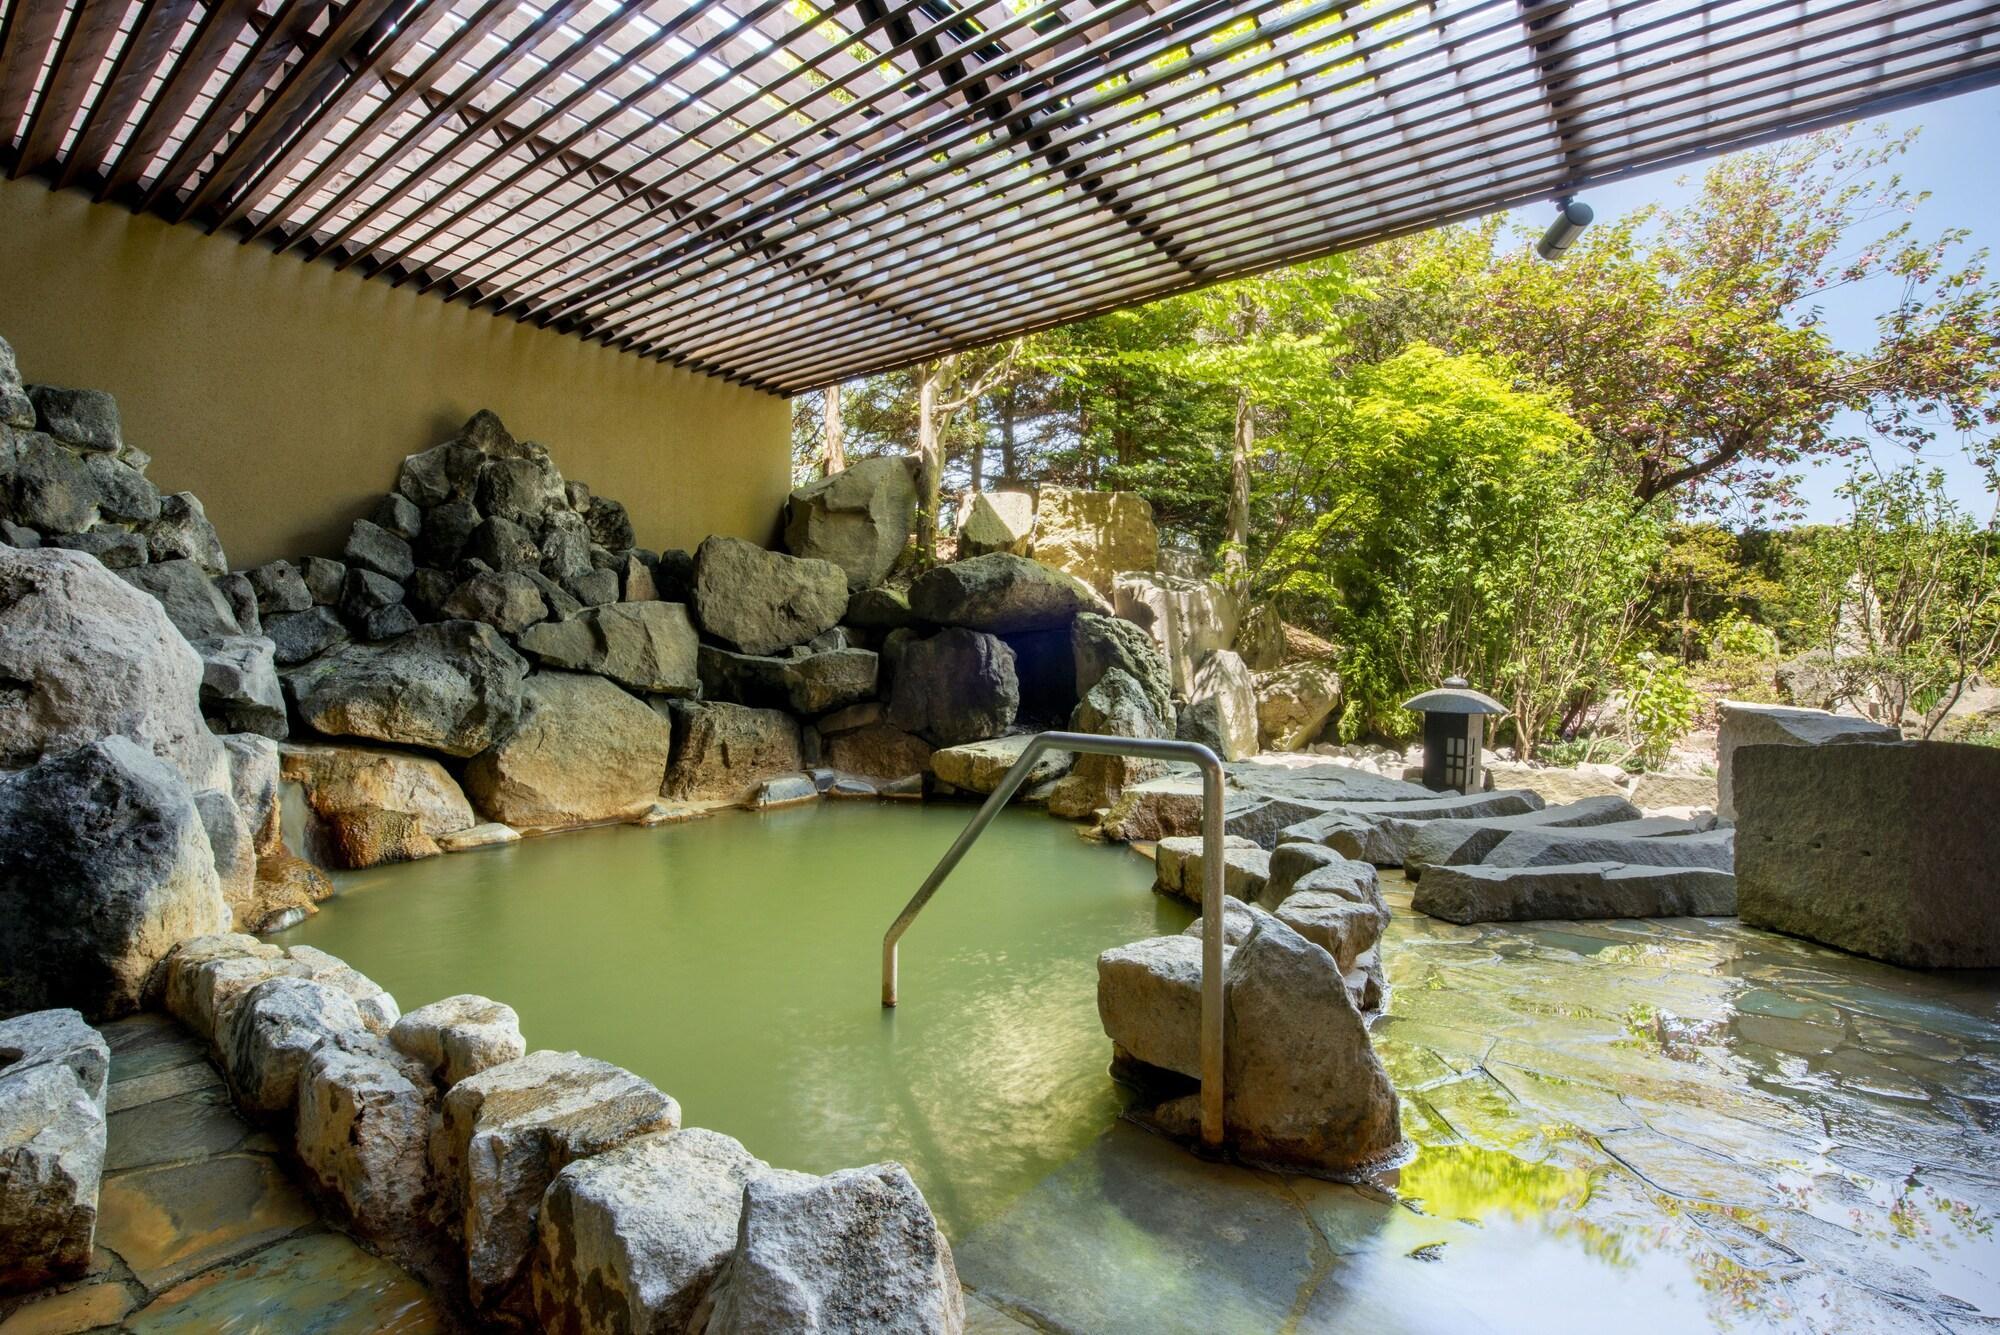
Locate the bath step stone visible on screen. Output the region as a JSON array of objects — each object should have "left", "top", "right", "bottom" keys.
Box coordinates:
[
  {"left": 1152, "top": 835, "right": 1269, "bottom": 904},
  {"left": 1279, "top": 789, "right": 1545, "bottom": 863},
  {"left": 749, "top": 773, "right": 819, "bottom": 809},
  {"left": 1396, "top": 795, "right": 1644, "bottom": 877},
  {"left": 439, "top": 821, "right": 520, "bottom": 852},
  {"left": 1479, "top": 824, "right": 1733, "bottom": 871},
  {"left": 930, "top": 734, "right": 1073, "bottom": 795},
  {"left": 1410, "top": 861, "right": 1738, "bottom": 924}
]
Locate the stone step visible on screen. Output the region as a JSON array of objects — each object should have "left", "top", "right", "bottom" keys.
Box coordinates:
[
  {"left": 1279, "top": 789, "right": 1545, "bottom": 863},
  {"left": 1410, "top": 861, "right": 1738, "bottom": 924},
  {"left": 1479, "top": 825, "right": 1734, "bottom": 871},
  {"left": 1397, "top": 795, "right": 1645, "bottom": 877}
]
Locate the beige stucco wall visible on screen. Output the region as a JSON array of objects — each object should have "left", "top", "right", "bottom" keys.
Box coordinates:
[{"left": 0, "top": 178, "right": 792, "bottom": 570}]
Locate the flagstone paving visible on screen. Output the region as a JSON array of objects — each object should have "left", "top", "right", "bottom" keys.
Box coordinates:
[
  {"left": 0, "top": 1013, "right": 441, "bottom": 1335},
  {"left": 958, "top": 876, "right": 2000, "bottom": 1334}
]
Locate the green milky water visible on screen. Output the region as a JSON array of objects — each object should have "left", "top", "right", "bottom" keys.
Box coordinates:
[{"left": 274, "top": 802, "right": 1191, "bottom": 1239}]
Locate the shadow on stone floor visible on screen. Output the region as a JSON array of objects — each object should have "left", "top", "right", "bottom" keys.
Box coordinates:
[{"left": 0, "top": 1012, "right": 440, "bottom": 1335}]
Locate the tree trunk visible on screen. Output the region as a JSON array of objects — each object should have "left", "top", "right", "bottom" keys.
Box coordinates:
[
  {"left": 823, "top": 383, "right": 846, "bottom": 477},
  {"left": 915, "top": 365, "right": 942, "bottom": 562},
  {"left": 1225, "top": 388, "right": 1253, "bottom": 577}
]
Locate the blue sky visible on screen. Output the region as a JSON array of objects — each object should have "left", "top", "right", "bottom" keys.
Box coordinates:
[{"left": 1505, "top": 83, "right": 2000, "bottom": 525}]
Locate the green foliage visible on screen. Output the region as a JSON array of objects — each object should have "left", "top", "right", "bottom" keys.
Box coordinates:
[
  {"left": 1622, "top": 652, "right": 1703, "bottom": 771},
  {"left": 1258, "top": 345, "right": 1662, "bottom": 754},
  {"left": 1779, "top": 464, "right": 2000, "bottom": 730}
]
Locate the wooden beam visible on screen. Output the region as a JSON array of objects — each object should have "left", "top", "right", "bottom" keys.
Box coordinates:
[
  {"left": 96, "top": 0, "right": 259, "bottom": 202},
  {"left": 57, "top": 0, "right": 198, "bottom": 191},
  {"left": 0, "top": 1, "right": 72, "bottom": 150},
  {"left": 13, "top": 0, "right": 125, "bottom": 178}
]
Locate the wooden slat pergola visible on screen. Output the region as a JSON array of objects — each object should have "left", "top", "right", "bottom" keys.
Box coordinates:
[{"left": 3, "top": 0, "right": 1998, "bottom": 395}]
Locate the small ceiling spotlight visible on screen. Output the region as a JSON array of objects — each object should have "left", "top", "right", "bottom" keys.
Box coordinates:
[{"left": 1535, "top": 197, "right": 1594, "bottom": 260}]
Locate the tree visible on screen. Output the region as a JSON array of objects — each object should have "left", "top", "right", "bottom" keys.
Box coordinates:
[
  {"left": 1465, "top": 126, "right": 2000, "bottom": 517},
  {"left": 1260, "top": 345, "right": 1662, "bottom": 752},
  {"left": 911, "top": 343, "right": 1020, "bottom": 560}
]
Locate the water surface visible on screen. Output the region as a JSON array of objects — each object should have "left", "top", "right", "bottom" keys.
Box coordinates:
[{"left": 276, "top": 802, "right": 1187, "bottom": 1237}]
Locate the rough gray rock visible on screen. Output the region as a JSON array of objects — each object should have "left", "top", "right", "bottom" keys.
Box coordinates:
[
  {"left": 1396, "top": 796, "right": 1643, "bottom": 877},
  {"left": 783, "top": 455, "right": 918, "bottom": 591},
  {"left": 265, "top": 605, "right": 349, "bottom": 664},
  {"left": 533, "top": 1128, "right": 780, "bottom": 1335},
  {"left": 1152, "top": 834, "right": 1270, "bottom": 904},
  {"left": 119, "top": 557, "right": 243, "bottom": 640},
  {"left": 444, "top": 570, "right": 548, "bottom": 635},
  {"left": 1099, "top": 907, "right": 1400, "bottom": 1175},
  {"left": 7, "top": 433, "right": 99, "bottom": 533},
  {"left": 538, "top": 510, "right": 592, "bottom": 583},
  {"left": 194, "top": 785, "right": 258, "bottom": 923},
  {"left": 1271, "top": 891, "right": 1388, "bottom": 972},
  {"left": 476, "top": 451, "right": 565, "bottom": 526},
  {"left": 700, "top": 1162, "right": 963, "bottom": 1335},
  {"left": 845, "top": 585, "right": 917, "bottom": 630},
  {"left": 565, "top": 566, "right": 620, "bottom": 609},
  {"left": 218, "top": 974, "right": 367, "bottom": 1116},
  {"left": 340, "top": 567, "right": 405, "bottom": 623},
  {"left": 296, "top": 1041, "right": 432, "bottom": 1244},
  {"left": 1277, "top": 789, "right": 1543, "bottom": 853},
  {"left": 280, "top": 742, "right": 475, "bottom": 869},
  {"left": 158, "top": 933, "right": 296, "bottom": 1044},
  {"left": 397, "top": 439, "right": 481, "bottom": 509},
  {"left": 221, "top": 731, "right": 283, "bottom": 857},
  {"left": 955, "top": 489, "right": 1035, "bottom": 558},
  {"left": 1111, "top": 572, "right": 1239, "bottom": 695},
  {"left": 584, "top": 496, "right": 634, "bottom": 552},
  {"left": 661, "top": 700, "right": 803, "bottom": 803},
  {"left": 362, "top": 603, "right": 419, "bottom": 641},
  {"left": 0, "top": 337, "right": 33, "bottom": 428},
  {"left": 286, "top": 620, "right": 529, "bottom": 756},
  {"left": 1412, "top": 862, "right": 1738, "bottom": 924},
  {"left": 343, "top": 518, "right": 416, "bottom": 582},
  {"left": 300, "top": 556, "right": 347, "bottom": 605},
  {"left": 195, "top": 634, "right": 287, "bottom": 739},
  {"left": 1479, "top": 824, "right": 1734, "bottom": 871},
  {"left": 1253, "top": 660, "right": 1342, "bottom": 751},
  {"left": 432, "top": 1050, "right": 681, "bottom": 1310},
  {"left": 465, "top": 673, "right": 672, "bottom": 829},
  {"left": 82, "top": 452, "right": 160, "bottom": 525},
  {"left": 0, "top": 1032, "right": 107, "bottom": 1290},
  {"left": 1177, "top": 649, "right": 1258, "bottom": 762},
  {"left": 26, "top": 385, "right": 121, "bottom": 451},
  {"left": 930, "top": 734, "right": 1072, "bottom": 795},
  {"left": 823, "top": 722, "right": 933, "bottom": 785},
  {"left": 1260, "top": 843, "right": 1383, "bottom": 914},
  {"left": 1715, "top": 700, "right": 1900, "bottom": 822},
  {"left": 145, "top": 492, "right": 227, "bottom": 573},
  {"left": 886, "top": 627, "right": 1018, "bottom": 746},
  {"left": 43, "top": 528, "right": 147, "bottom": 569},
  {"left": 517, "top": 601, "right": 699, "bottom": 695},
  {"left": 390, "top": 995, "right": 525, "bottom": 1087},
  {"left": 1072, "top": 612, "right": 1173, "bottom": 727},
  {"left": 371, "top": 492, "right": 424, "bottom": 541},
  {"left": 219, "top": 571, "right": 263, "bottom": 636},
  {"left": 0, "top": 546, "right": 228, "bottom": 792},
  {"left": 246, "top": 560, "right": 312, "bottom": 616},
  {"left": 698, "top": 644, "right": 879, "bottom": 715},
  {"left": 1044, "top": 665, "right": 1172, "bottom": 819},
  {"left": 420, "top": 498, "right": 483, "bottom": 568},
  {"left": 1735, "top": 739, "right": 2000, "bottom": 967},
  {"left": 694, "top": 535, "right": 848, "bottom": 655},
  {"left": 908, "top": 551, "right": 1107, "bottom": 632}
]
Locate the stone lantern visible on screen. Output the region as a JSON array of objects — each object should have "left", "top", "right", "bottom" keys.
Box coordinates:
[{"left": 1403, "top": 677, "right": 1507, "bottom": 793}]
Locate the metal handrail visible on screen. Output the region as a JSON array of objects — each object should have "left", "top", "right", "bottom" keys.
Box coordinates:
[{"left": 881, "top": 732, "right": 1229, "bottom": 1150}]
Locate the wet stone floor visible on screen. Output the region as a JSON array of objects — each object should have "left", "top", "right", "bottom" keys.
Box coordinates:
[
  {"left": 0, "top": 1012, "right": 440, "bottom": 1335},
  {"left": 958, "top": 877, "right": 2000, "bottom": 1335}
]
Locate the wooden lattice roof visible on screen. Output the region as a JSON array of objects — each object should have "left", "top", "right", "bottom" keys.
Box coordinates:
[{"left": 4, "top": 0, "right": 1998, "bottom": 394}]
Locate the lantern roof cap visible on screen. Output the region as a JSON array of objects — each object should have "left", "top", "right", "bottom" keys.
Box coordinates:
[{"left": 1403, "top": 678, "right": 1507, "bottom": 716}]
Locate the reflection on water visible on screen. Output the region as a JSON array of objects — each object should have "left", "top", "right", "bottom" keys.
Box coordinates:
[{"left": 275, "top": 802, "right": 1187, "bottom": 1238}]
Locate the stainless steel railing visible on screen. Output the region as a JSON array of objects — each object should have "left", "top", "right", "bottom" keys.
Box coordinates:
[{"left": 880, "top": 732, "right": 1229, "bottom": 1149}]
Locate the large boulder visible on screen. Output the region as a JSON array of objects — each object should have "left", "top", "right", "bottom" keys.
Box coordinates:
[
  {"left": 783, "top": 456, "right": 917, "bottom": 591},
  {"left": 661, "top": 700, "right": 803, "bottom": 803},
  {"left": 194, "top": 635, "right": 287, "bottom": 739},
  {"left": 7, "top": 432, "right": 100, "bottom": 533},
  {"left": 0, "top": 546, "right": 227, "bottom": 791},
  {"left": 444, "top": 570, "right": 548, "bottom": 636},
  {"left": 886, "top": 627, "right": 1018, "bottom": 746},
  {"left": 1253, "top": 660, "right": 1341, "bottom": 751},
  {"left": 0, "top": 1010, "right": 110, "bottom": 1293},
  {"left": 701, "top": 1162, "right": 963, "bottom": 1335},
  {"left": 1111, "top": 572, "right": 1238, "bottom": 695},
  {"left": 698, "top": 644, "right": 879, "bottom": 715},
  {"left": 286, "top": 620, "right": 529, "bottom": 757},
  {"left": 1396, "top": 795, "right": 1644, "bottom": 876},
  {"left": 1045, "top": 666, "right": 1171, "bottom": 818},
  {"left": 823, "top": 722, "right": 933, "bottom": 784},
  {"left": 1072, "top": 612, "right": 1173, "bottom": 727},
  {"left": 1411, "top": 862, "right": 1738, "bottom": 924},
  {"left": 466, "top": 673, "right": 672, "bottom": 829},
  {"left": 532, "top": 1128, "right": 779, "bottom": 1335},
  {"left": 1030, "top": 487, "right": 1158, "bottom": 597},
  {"left": 1478, "top": 824, "right": 1734, "bottom": 871},
  {"left": 1715, "top": 700, "right": 1899, "bottom": 822},
  {"left": 1735, "top": 739, "right": 2000, "bottom": 967},
  {"left": 1098, "top": 907, "right": 1400, "bottom": 1174},
  {"left": 518, "top": 601, "right": 700, "bottom": 696},
  {"left": 145, "top": 492, "right": 228, "bottom": 573},
  {"left": 25, "top": 386, "right": 120, "bottom": 452},
  {"left": 0, "top": 739, "right": 227, "bottom": 1019},
  {"left": 694, "top": 536, "right": 848, "bottom": 655},
  {"left": 1177, "top": 649, "right": 1258, "bottom": 762},
  {"left": 194, "top": 786, "right": 258, "bottom": 923},
  {"left": 265, "top": 605, "right": 349, "bottom": 665},
  {"left": 217, "top": 974, "right": 367, "bottom": 1117},
  {"left": 281, "top": 743, "right": 476, "bottom": 868},
  {"left": 432, "top": 1050, "right": 680, "bottom": 1310},
  {"left": 930, "top": 734, "right": 1071, "bottom": 794},
  {"left": 908, "top": 552, "right": 1107, "bottom": 633},
  {"left": 221, "top": 732, "right": 284, "bottom": 857},
  {"left": 955, "top": 489, "right": 1035, "bottom": 558}
]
